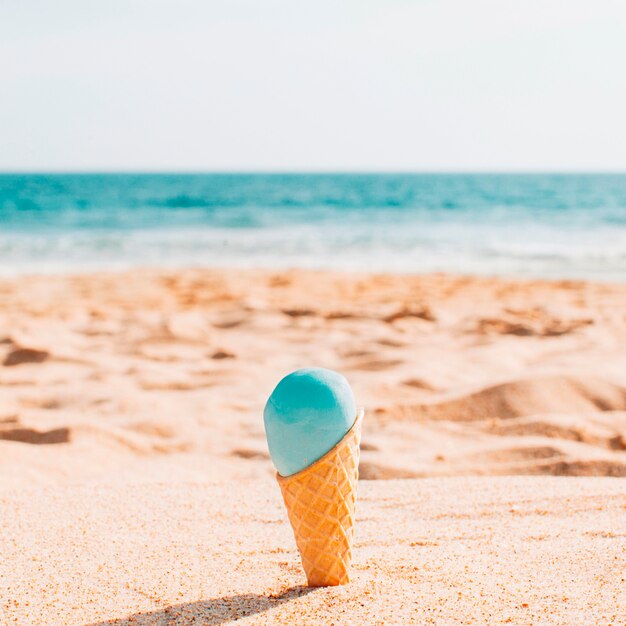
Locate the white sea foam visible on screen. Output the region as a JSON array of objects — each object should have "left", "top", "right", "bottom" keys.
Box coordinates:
[{"left": 1, "top": 173, "right": 625, "bottom": 280}]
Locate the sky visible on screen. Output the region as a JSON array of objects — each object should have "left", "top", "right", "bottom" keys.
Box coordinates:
[{"left": 1, "top": 0, "right": 626, "bottom": 172}]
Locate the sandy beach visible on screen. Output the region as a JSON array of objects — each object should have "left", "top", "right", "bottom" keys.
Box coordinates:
[
  {"left": 2, "top": 477, "right": 624, "bottom": 625},
  {"left": 1, "top": 269, "right": 625, "bottom": 624},
  {"left": 5, "top": 0, "right": 626, "bottom": 621}
]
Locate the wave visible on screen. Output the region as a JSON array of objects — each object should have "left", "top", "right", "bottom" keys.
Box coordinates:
[{"left": 1, "top": 173, "right": 625, "bottom": 278}]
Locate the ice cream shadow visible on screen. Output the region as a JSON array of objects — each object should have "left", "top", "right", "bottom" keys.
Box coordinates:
[{"left": 87, "top": 586, "right": 315, "bottom": 625}]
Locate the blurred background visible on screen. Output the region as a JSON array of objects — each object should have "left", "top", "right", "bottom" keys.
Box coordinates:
[
  {"left": 0, "top": 0, "right": 625, "bottom": 485},
  {"left": 1, "top": 0, "right": 625, "bottom": 279},
  {"left": 2, "top": 172, "right": 626, "bottom": 278}
]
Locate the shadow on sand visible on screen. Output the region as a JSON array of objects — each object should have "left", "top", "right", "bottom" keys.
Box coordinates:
[{"left": 88, "top": 585, "right": 316, "bottom": 625}]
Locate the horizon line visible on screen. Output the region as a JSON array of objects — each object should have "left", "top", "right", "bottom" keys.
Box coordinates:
[{"left": 1, "top": 169, "right": 626, "bottom": 176}]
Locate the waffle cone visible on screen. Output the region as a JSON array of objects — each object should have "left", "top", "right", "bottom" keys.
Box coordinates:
[{"left": 276, "top": 409, "right": 363, "bottom": 587}]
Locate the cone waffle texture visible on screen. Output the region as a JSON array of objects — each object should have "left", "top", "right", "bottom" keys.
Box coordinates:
[{"left": 277, "top": 409, "right": 363, "bottom": 587}]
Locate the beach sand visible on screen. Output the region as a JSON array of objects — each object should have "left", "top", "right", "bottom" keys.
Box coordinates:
[
  {"left": 0, "top": 269, "right": 625, "bottom": 624},
  {"left": 2, "top": 478, "right": 624, "bottom": 625}
]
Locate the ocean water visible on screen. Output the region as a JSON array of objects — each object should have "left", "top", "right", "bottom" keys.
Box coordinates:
[{"left": 1, "top": 173, "right": 625, "bottom": 280}]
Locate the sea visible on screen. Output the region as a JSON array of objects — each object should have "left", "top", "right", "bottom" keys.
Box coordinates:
[{"left": 1, "top": 173, "right": 625, "bottom": 280}]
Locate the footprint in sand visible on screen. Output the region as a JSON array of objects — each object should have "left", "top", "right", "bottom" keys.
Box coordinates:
[
  {"left": 231, "top": 448, "right": 270, "bottom": 460},
  {"left": 0, "top": 426, "right": 70, "bottom": 445},
  {"left": 358, "top": 461, "right": 420, "bottom": 480},
  {"left": 360, "top": 441, "right": 380, "bottom": 451},
  {"left": 347, "top": 357, "right": 404, "bottom": 371},
  {"left": 394, "top": 376, "right": 626, "bottom": 422},
  {"left": 3, "top": 347, "right": 50, "bottom": 367},
  {"left": 211, "top": 349, "right": 236, "bottom": 360},
  {"left": 402, "top": 377, "right": 438, "bottom": 391}
]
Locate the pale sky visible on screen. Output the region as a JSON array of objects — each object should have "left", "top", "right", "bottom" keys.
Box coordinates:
[{"left": 1, "top": 0, "right": 626, "bottom": 171}]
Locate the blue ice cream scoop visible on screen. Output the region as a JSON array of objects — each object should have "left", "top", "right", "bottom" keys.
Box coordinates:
[{"left": 264, "top": 367, "right": 357, "bottom": 476}]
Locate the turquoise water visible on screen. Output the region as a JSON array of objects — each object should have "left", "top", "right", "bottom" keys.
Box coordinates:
[{"left": 1, "top": 173, "right": 625, "bottom": 279}]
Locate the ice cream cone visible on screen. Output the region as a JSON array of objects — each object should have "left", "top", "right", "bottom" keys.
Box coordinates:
[{"left": 276, "top": 408, "right": 364, "bottom": 587}]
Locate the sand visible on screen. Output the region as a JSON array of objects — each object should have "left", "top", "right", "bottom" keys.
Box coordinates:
[
  {"left": 1, "top": 478, "right": 624, "bottom": 625},
  {"left": 0, "top": 269, "right": 625, "bottom": 624}
]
